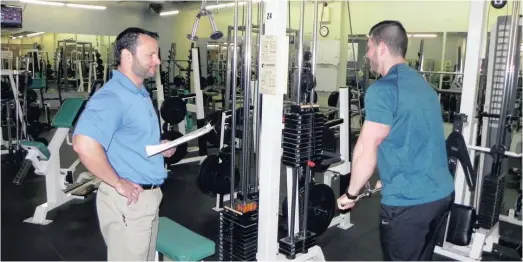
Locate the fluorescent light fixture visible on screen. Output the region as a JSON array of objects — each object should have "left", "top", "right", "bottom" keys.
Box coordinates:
[
  {"left": 26, "top": 32, "right": 45, "bottom": 37},
  {"left": 159, "top": 10, "right": 179, "bottom": 16},
  {"left": 66, "top": 3, "right": 106, "bottom": 10},
  {"left": 411, "top": 34, "right": 438, "bottom": 38},
  {"left": 206, "top": 0, "right": 260, "bottom": 10},
  {"left": 206, "top": 2, "right": 239, "bottom": 10},
  {"left": 20, "top": 0, "right": 65, "bottom": 7}
]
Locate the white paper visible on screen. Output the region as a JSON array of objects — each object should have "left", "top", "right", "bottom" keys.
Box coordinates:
[{"left": 146, "top": 123, "right": 215, "bottom": 157}]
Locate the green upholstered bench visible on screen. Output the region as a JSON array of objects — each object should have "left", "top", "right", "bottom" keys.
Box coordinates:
[
  {"left": 20, "top": 140, "right": 51, "bottom": 161},
  {"left": 156, "top": 217, "right": 215, "bottom": 261},
  {"left": 51, "top": 97, "right": 86, "bottom": 129}
]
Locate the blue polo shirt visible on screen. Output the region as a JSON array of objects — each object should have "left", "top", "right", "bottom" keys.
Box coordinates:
[
  {"left": 73, "top": 70, "right": 166, "bottom": 185},
  {"left": 365, "top": 63, "right": 454, "bottom": 206}
]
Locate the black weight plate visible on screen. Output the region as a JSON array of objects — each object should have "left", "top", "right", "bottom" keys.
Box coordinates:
[
  {"left": 161, "top": 130, "right": 188, "bottom": 165},
  {"left": 328, "top": 91, "right": 339, "bottom": 107},
  {"left": 213, "top": 158, "right": 240, "bottom": 195},
  {"left": 281, "top": 183, "right": 335, "bottom": 237},
  {"left": 160, "top": 96, "right": 187, "bottom": 124},
  {"left": 26, "top": 89, "right": 37, "bottom": 103},
  {"left": 26, "top": 105, "right": 41, "bottom": 123},
  {"left": 307, "top": 183, "right": 335, "bottom": 236},
  {"left": 300, "top": 73, "right": 316, "bottom": 93},
  {"left": 198, "top": 154, "right": 221, "bottom": 195}
]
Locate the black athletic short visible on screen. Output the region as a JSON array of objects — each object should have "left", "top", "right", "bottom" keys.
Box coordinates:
[{"left": 379, "top": 192, "right": 454, "bottom": 261}]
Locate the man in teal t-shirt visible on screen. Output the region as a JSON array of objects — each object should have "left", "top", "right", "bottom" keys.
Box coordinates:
[{"left": 337, "top": 20, "right": 455, "bottom": 260}]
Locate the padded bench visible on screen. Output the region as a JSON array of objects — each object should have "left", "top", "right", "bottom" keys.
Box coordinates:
[
  {"left": 51, "top": 97, "right": 86, "bottom": 129},
  {"left": 156, "top": 217, "right": 215, "bottom": 261}
]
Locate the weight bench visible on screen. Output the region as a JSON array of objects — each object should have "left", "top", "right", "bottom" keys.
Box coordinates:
[
  {"left": 16, "top": 97, "right": 100, "bottom": 225},
  {"left": 156, "top": 217, "right": 215, "bottom": 261}
]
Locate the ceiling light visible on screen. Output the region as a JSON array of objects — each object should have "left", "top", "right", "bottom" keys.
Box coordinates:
[
  {"left": 20, "top": 0, "right": 65, "bottom": 7},
  {"left": 66, "top": 3, "right": 106, "bottom": 10},
  {"left": 411, "top": 34, "right": 438, "bottom": 38},
  {"left": 26, "top": 32, "right": 45, "bottom": 37},
  {"left": 159, "top": 10, "right": 179, "bottom": 16}
]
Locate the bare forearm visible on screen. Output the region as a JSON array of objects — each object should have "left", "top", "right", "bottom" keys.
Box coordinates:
[
  {"left": 73, "top": 136, "right": 120, "bottom": 187},
  {"left": 346, "top": 141, "right": 377, "bottom": 195}
]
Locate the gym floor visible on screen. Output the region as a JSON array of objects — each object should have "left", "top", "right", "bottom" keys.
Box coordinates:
[{"left": 1, "top": 91, "right": 521, "bottom": 261}]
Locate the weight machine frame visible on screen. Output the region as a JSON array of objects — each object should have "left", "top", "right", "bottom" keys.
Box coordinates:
[
  {"left": 1, "top": 69, "right": 29, "bottom": 156},
  {"left": 434, "top": 1, "right": 522, "bottom": 260},
  {"left": 155, "top": 47, "right": 207, "bottom": 167},
  {"left": 256, "top": 0, "right": 326, "bottom": 261}
]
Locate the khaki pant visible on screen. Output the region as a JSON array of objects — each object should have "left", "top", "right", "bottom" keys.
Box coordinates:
[{"left": 96, "top": 182, "right": 163, "bottom": 261}]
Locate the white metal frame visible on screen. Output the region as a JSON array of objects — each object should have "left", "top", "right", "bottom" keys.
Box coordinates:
[
  {"left": 22, "top": 126, "right": 99, "bottom": 225},
  {"left": 434, "top": 2, "right": 522, "bottom": 260},
  {"left": 323, "top": 86, "right": 353, "bottom": 230},
  {"left": 256, "top": 0, "right": 325, "bottom": 261}
]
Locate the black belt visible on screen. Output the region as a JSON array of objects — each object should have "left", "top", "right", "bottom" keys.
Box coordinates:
[{"left": 139, "top": 184, "right": 162, "bottom": 190}]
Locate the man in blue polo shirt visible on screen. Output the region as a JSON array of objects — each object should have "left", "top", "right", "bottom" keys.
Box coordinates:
[
  {"left": 72, "top": 27, "right": 175, "bottom": 261},
  {"left": 337, "top": 21, "right": 455, "bottom": 260}
]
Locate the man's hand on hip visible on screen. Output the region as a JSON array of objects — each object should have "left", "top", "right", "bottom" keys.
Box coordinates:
[
  {"left": 161, "top": 140, "right": 176, "bottom": 158},
  {"left": 115, "top": 178, "right": 144, "bottom": 205}
]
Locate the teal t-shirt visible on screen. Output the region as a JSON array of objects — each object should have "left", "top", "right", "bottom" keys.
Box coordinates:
[{"left": 364, "top": 63, "right": 454, "bottom": 206}]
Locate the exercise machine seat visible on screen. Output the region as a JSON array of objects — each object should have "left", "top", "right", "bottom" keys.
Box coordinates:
[
  {"left": 446, "top": 203, "right": 476, "bottom": 246},
  {"left": 30, "top": 78, "right": 46, "bottom": 89},
  {"left": 51, "top": 98, "right": 86, "bottom": 129},
  {"left": 156, "top": 217, "right": 215, "bottom": 261},
  {"left": 20, "top": 140, "right": 50, "bottom": 160}
]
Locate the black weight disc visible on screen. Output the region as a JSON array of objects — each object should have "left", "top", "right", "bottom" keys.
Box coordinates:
[
  {"left": 197, "top": 154, "right": 221, "bottom": 195},
  {"left": 160, "top": 96, "right": 187, "bottom": 125},
  {"left": 300, "top": 72, "right": 316, "bottom": 93},
  {"left": 307, "top": 183, "right": 335, "bottom": 236},
  {"left": 213, "top": 158, "right": 240, "bottom": 195},
  {"left": 281, "top": 183, "right": 335, "bottom": 237},
  {"left": 161, "top": 130, "right": 188, "bottom": 165}
]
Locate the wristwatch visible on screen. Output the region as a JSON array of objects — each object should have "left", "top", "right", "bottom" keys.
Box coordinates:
[{"left": 345, "top": 191, "right": 358, "bottom": 200}]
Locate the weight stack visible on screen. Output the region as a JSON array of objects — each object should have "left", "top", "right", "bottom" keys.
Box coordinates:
[
  {"left": 281, "top": 104, "right": 325, "bottom": 168},
  {"left": 218, "top": 207, "right": 258, "bottom": 261},
  {"left": 478, "top": 174, "right": 506, "bottom": 229}
]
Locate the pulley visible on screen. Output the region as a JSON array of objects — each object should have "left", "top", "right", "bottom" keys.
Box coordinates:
[
  {"left": 160, "top": 96, "right": 187, "bottom": 125},
  {"left": 161, "top": 130, "right": 188, "bottom": 165}
]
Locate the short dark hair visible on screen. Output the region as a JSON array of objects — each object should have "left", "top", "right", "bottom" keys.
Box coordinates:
[
  {"left": 368, "top": 20, "right": 408, "bottom": 58},
  {"left": 115, "top": 27, "right": 159, "bottom": 65}
]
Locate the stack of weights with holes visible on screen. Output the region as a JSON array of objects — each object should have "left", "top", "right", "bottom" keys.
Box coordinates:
[
  {"left": 219, "top": 199, "right": 259, "bottom": 261},
  {"left": 280, "top": 104, "right": 325, "bottom": 259},
  {"left": 95, "top": 52, "right": 104, "bottom": 80}
]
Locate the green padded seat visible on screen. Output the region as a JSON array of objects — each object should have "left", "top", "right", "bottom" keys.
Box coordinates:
[
  {"left": 30, "top": 78, "right": 46, "bottom": 89},
  {"left": 51, "top": 98, "right": 86, "bottom": 129},
  {"left": 156, "top": 217, "right": 215, "bottom": 261},
  {"left": 21, "top": 141, "right": 50, "bottom": 160}
]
